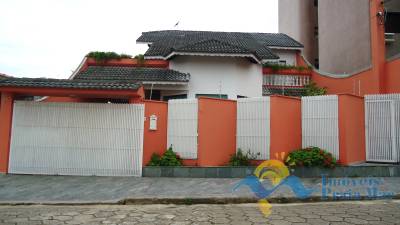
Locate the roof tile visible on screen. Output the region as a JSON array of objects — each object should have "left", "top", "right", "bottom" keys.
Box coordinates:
[
  {"left": 74, "top": 66, "right": 190, "bottom": 82},
  {"left": 137, "top": 30, "right": 303, "bottom": 61}
]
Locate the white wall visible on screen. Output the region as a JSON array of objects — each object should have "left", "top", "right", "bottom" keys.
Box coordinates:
[
  {"left": 271, "top": 49, "right": 298, "bottom": 66},
  {"left": 169, "top": 56, "right": 263, "bottom": 99}
]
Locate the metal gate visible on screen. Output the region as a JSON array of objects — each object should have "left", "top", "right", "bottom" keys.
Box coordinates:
[
  {"left": 9, "top": 101, "right": 145, "bottom": 176},
  {"left": 167, "top": 99, "right": 198, "bottom": 159},
  {"left": 365, "top": 94, "right": 400, "bottom": 163},
  {"left": 302, "top": 95, "right": 340, "bottom": 160},
  {"left": 236, "top": 97, "right": 270, "bottom": 160}
]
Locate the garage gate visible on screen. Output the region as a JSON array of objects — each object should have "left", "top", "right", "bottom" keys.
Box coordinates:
[
  {"left": 365, "top": 94, "right": 400, "bottom": 163},
  {"left": 8, "top": 101, "right": 144, "bottom": 176}
]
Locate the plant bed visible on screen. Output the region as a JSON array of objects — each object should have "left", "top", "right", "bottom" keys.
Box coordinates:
[{"left": 142, "top": 165, "right": 400, "bottom": 178}]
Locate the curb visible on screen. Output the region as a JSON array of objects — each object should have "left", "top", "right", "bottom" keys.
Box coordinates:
[{"left": 0, "top": 195, "right": 398, "bottom": 206}]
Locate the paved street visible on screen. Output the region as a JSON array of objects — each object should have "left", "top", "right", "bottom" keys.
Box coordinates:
[{"left": 0, "top": 200, "right": 399, "bottom": 225}]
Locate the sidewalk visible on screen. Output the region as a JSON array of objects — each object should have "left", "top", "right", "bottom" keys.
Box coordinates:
[{"left": 0, "top": 175, "right": 399, "bottom": 204}]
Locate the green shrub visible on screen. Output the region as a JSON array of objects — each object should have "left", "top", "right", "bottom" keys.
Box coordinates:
[
  {"left": 86, "top": 51, "right": 132, "bottom": 62},
  {"left": 263, "top": 63, "right": 310, "bottom": 72},
  {"left": 285, "top": 147, "right": 337, "bottom": 168},
  {"left": 147, "top": 153, "right": 161, "bottom": 166},
  {"left": 147, "top": 146, "right": 183, "bottom": 166},
  {"left": 228, "top": 149, "right": 260, "bottom": 166},
  {"left": 303, "top": 82, "right": 327, "bottom": 96},
  {"left": 134, "top": 54, "right": 145, "bottom": 64}
]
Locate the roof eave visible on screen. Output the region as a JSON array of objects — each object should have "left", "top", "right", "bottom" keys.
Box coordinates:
[
  {"left": 268, "top": 46, "right": 304, "bottom": 50},
  {"left": 163, "top": 51, "right": 263, "bottom": 64},
  {"left": 136, "top": 41, "right": 154, "bottom": 45}
]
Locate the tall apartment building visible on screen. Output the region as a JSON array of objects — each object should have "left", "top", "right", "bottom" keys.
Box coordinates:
[{"left": 279, "top": 0, "right": 400, "bottom": 74}]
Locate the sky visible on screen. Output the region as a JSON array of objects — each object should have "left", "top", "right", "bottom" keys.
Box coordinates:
[{"left": 0, "top": 0, "right": 278, "bottom": 79}]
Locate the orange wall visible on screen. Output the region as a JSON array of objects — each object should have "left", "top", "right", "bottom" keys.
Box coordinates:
[
  {"left": 142, "top": 100, "right": 168, "bottom": 166},
  {"left": 0, "top": 93, "right": 14, "bottom": 173},
  {"left": 197, "top": 98, "right": 237, "bottom": 166},
  {"left": 295, "top": 0, "right": 389, "bottom": 96},
  {"left": 270, "top": 96, "right": 302, "bottom": 160},
  {"left": 385, "top": 58, "right": 400, "bottom": 93},
  {"left": 338, "top": 94, "right": 366, "bottom": 165}
]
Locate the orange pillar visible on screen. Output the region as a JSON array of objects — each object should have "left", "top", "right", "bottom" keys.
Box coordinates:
[
  {"left": 197, "top": 98, "right": 237, "bottom": 166},
  {"left": 0, "top": 92, "right": 14, "bottom": 173},
  {"left": 370, "top": 0, "right": 386, "bottom": 93},
  {"left": 270, "top": 96, "right": 302, "bottom": 160},
  {"left": 142, "top": 101, "right": 168, "bottom": 166},
  {"left": 338, "top": 94, "right": 366, "bottom": 165}
]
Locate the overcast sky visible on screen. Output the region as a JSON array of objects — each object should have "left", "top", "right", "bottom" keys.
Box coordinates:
[{"left": 0, "top": 0, "right": 278, "bottom": 79}]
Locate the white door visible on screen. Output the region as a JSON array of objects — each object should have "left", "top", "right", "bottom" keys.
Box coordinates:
[
  {"left": 365, "top": 94, "right": 400, "bottom": 163},
  {"left": 302, "top": 95, "right": 340, "bottom": 160},
  {"left": 167, "top": 99, "right": 198, "bottom": 159},
  {"left": 8, "top": 101, "right": 144, "bottom": 176},
  {"left": 236, "top": 97, "right": 270, "bottom": 160}
]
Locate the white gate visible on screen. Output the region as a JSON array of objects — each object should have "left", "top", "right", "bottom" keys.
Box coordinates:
[
  {"left": 302, "top": 95, "right": 340, "bottom": 160},
  {"left": 236, "top": 97, "right": 270, "bottom": 160},
  {"left": 9, "top": 101, "right": 144, "bottom": 176},
  {"left": 365, "top": 94, "right": 400, "bottom": 163},
  {"left": 167, "top": 99, "right": 198, "bottom": 159}
]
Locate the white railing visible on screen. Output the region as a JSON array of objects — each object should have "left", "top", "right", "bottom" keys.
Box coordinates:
[
  {"left": 236, "top": 97, "right": 270, "bottom": 160},
  {"left": 9, "top": 101, "right": 145, "bottom": 176},
  {"left": 167, "top": 99, "right": 198, "bottom": 159},
  {"left": 302, "top": 95, "right": 340, "bottom": 160},
  {"left": 263, "top": 75, "right": 311, "bottom": 87},
  {"left": 365, "top": 94, "right": 400, "bottom": 163}
]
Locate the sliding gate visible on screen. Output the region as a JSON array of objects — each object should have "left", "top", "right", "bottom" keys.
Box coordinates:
[
  {"left": 8, "top": 101, "right": 145, "bottom": 176},
  {"left": 365, "top": 94, "right": 400, "bottom": 163}
]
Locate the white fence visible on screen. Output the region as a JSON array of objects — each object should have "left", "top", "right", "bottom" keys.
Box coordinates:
[
  {"left": 365, "top": 94, "right": 400, "bottom": 163},
  {"left": 167, "top": 99, "right": 198, "bottom": 159},
  {"left": 302, "top": 95, "right": 340, "bottom": 160},
  {"left": 236, "top": 97, "right": 270, "bottom": 160},
  {"left": 9, "top": 101, "right": 145, "bottom": 176}
]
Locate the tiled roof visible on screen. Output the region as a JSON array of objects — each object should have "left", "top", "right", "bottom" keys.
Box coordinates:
[
  {"left": 74, "top": 66, "right": 190, "bottom": 83},
  {"left": 0, "top": 77, "right": 142, "bottom": 90},
  {"left": 137, "top": 30, "right": 303, "bottom": 61}
]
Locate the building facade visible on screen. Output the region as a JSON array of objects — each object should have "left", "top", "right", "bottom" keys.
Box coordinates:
[
  {"left": 280, "top": 0, "right": 400, "bottom": 74},
  {"left": 136, "top": 30, "right": 307, "bottom": 100}
]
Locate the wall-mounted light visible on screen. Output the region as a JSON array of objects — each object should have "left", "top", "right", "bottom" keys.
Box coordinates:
[{"left": 376, "top": 11, "right": 386, "bottom": 25}]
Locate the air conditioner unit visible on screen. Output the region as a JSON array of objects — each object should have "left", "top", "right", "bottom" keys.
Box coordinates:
[{"left": 385, "top": 33, "right": 395, "bottom": 43}]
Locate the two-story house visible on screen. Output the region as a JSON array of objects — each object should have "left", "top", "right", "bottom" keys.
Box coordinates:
[{"left": 72, "top": 30, "right": 308, "bottom": 100}]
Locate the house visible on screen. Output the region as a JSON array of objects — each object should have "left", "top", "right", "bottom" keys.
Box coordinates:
[
  {"left": 72, "top": 30, "right": 308, "bottom": 100},
  {"left": 137, "top": 30, "right": 307, "bottom": 99}
]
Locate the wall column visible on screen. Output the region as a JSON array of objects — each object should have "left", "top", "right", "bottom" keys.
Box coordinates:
[
  {"left": 0, "top": 92, "right": 14, "bottom": 173},
  {"left": 370, "top": 0, "right": 387, "bottom": 92}
]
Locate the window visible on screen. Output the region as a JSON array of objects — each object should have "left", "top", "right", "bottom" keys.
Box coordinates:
[
  {"left": 237, "top": 95, "right": 248, "bottom": 99},
  {"left": 315, "top": 58, "right": 319, "bottom": 69},
  {"left": 314, "top": 26, "right": 319, "bottom": 38},
  {"left": 279, "top": 60, "right": 287, "bottom": 65},
  {"left": 145, "top": 90, "right": 161, "bottom": 100},
  {"left": 195, "top": 94, "right": 228, "bottom": 99},
  {"left": 163, "top": 94, "right": 187, "bottom": 101}
]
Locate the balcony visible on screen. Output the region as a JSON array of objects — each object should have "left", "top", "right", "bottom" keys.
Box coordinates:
[{"left": 262, "top": 64, "right": 312, "bottom": 96}]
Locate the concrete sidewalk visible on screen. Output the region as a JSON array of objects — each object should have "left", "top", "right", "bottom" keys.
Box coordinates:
[{"left": 0, "top": 175, "right": 399, "bottom": 204}]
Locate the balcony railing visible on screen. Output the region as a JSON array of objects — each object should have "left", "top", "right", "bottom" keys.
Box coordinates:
[{"left": 263, "top": 75, "right": 311, "bottom": 87}]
